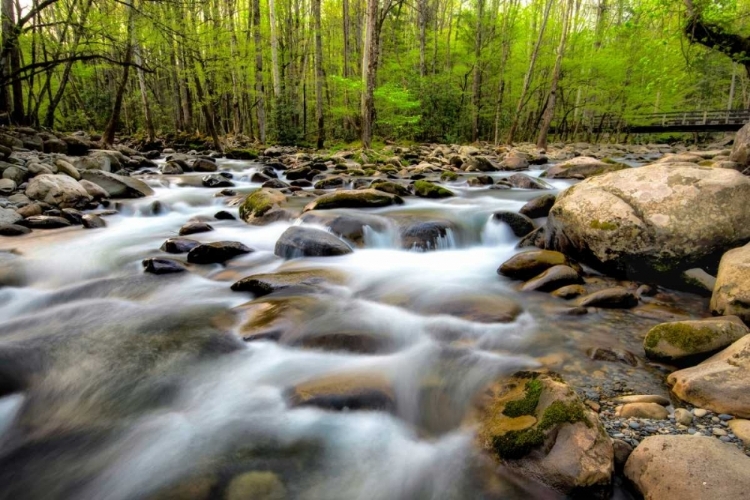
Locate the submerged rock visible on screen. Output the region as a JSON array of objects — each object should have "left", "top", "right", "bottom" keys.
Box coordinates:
[
  {"left": 577, "top": 287, "right": 638, "bottom": 309},
  {"left": 231, "top": 268, "right": 346, "bottom": 296},
  {"left": 545, "top": 164, "right": 750, "bottom": 280},
  {"left": 475, "top": 372, "right": 613, "bottom": 495},
  {"left": 81, "top": 214, "right": 106, "bottom": 229},
  {"left": 300, "top": 211, "right": 389, "bottom": 247},
  {"left": 668, "top": 334, "right": 750, "bottom": 417},
  {"left": 644, "top": 316, "right": 748, "bottom": 361},
  {"left": 187, "top": 241, "right": 253, "bottom": 264},
  {"left": 625, "top": 435, "right": 750, "bottom": 500},
  {"left": 274, "top": 226, "right": 352, "bottom": 258},
  {"left": 142, "top": 258, "right": 187, "bottom": 274}
]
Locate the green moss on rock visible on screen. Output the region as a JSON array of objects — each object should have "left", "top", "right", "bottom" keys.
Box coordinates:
[
  {"left": 589, "top": 219, "right": 618, "bottom": 231},
  {"left": 503, "top": 379, "right": 543, "bottom": 417},
  {"left": 493, "top": 400, "right": 588, "bottom": 459},
  {"left": 413, "top": 180, "right": 454, "bottom": 198},
  {"left": 440, "top": 171, "right": 459, "bottom": 181}
]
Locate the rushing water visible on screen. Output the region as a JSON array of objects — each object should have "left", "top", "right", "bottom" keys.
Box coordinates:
[{"left": 0, "top": 158, "right": 708, "bottom": 500}]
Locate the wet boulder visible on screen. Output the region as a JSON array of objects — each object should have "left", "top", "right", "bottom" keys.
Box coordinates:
[
  {"left": 545, "top": 164, "right": 750, "bottom": 280},
  {"left": 413, "top": 180, "right": 454, "bottom": 198},
  {"left": 21, "top": 216, "right": 71, "bottom": 229},
  {"left": 303, "top": 189, "right": 403, "bottom": 211},
  {"left": 492, "top": 211, "right": 536, "bottom": 237},
  {"left": 545, "top": 157, "right": 628, "bottom": 179},
  {"left": 475, "top": 372, "right": 613, "bottom": 495},
  {"left": 239, "top": 188, "right": 290, "bottom": 225},
  {"left": 463, "top": 156, "right": 497, "bottom": 172},
  {"left": 499, "top": 154, "right": 529, "bottom": 171},
  {"left": 231, "top": 268, "right": 346, "bottom": 297},
  {"left": 498, "top": 250, "right": 573, "bottom": 281},
  {"left": 519, "top": 194, "right": 556, "bottom": 219},
  {"left": 192, "top": 158, "right": 218, "bottom": 172},
  {"left": 506, "top": 173, "right": 551, "bottom": 190},
  {"left": 313, "top": 176, "right": 345, "bottom": 189},
  {"left": 161, "top": 237, "right": 201, "bottom": 254},
  {"left": 160, "top": 161, "right": 184, "bottom": 175},
  {"left": 577, "top": 287, "right": 638, "bottom": 309},
  {"left": 625, "top": 435, "right": 750, "bottom": 500},
  {"left": 520, "top": 265, "right": 582, "bottom": 292},
  {"left": 54, "top": 159, "right": 81, "bottom": 180},
  {"left": 0, "top": 223, "right": 30, "bottom": 236},
  {"left": 710, "top": 243, "right": 750, "bottom": 322},
  {"left": 369, "top": 180, "right": 411, "bottom": 196},
  {"left": 80, "top": 170, "right": 154, "bottom": 198},
  {"left": 179, "top": 221, "right": 213, "bottom": 236},
  {"left": 81, "top": 214, "right": 106, "bottom": 229},
  {"left": 201, "top": 174, "right": 234, "bottom": 188},
  {"left": 25, "top": 174, "right": 91, "bottom": 208},
  {"left": 142, "top": 257, "right": 187, "bottom": 274},
  {"left": 668, "top": 335, "right": 750, "bottom": 417},
  {"left": 274, "top": 226, "right": 353, "bottom": 258},
  {"left": 644, "top": 316, "right": 749, "bottom": 361},
  {"left": 287, "top": 372, "right": 395, "bottom": 412},
  {"left": 187, "top": 241, "right": 253, "bottom": 264}
]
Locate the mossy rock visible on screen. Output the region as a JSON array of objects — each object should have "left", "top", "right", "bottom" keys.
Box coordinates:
[
  {"left": 413, "top": 180, "right": 454, "bottom": 198},
  {"left": 474, "top": 372, "right": 613, "bottom": 494},
  {"left": 239, "top": 189, "right": 287, "bottom": 224},
  {"left": 225, "top": 149, "right": 259, "bottom": 160},
  {"left": 225, "top": 471, "right": 286, "bottom": 500},
  {"left": 369, "top": 180, "right": 411, "bottom": 196},
  {"left": 644, "top": 316, "right": 749, "bottom": 361},
  {"left": 440, "top": 171, "right": 459, "bottom": 182},
  {"left": 302, "top": 188, "right": 403, "bottom": 211}
]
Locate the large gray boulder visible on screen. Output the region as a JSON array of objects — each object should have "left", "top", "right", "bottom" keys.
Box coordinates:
[
  {"left": 711, "top": 243, "right": 750, "bottom": 322},
  {"left": 80, "top": 170, "right": 153, "bottom": 198},
  {"left": 625, "top": 435, "right": 750, "bottom": 500},
  {"left": 668, "top": 334, "right": 750, "bottom": 418},
  {"left": 545, "top": 164, "right": 750, "bottom": 280},
  {"left": 730, "top": 121, "right": 750, "bottom": 168},
  {"left": 25, "top": 174, "right": 91, "bottom": 208}
]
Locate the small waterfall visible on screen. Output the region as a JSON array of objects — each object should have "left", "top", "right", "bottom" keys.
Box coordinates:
[
  {"left": 480, "top": 214, "right": 518, "bottom": 246},
  {"left": 363, "top": 223, "right": 401, "bottom": 248}
]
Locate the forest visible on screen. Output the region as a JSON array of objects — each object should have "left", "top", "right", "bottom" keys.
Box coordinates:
[{"left": 1, "top": 0, "right": 749, "bottom": 148}]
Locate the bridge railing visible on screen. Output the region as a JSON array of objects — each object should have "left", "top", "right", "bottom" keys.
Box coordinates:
[{"left": 588, "top": 109, "right": 750, "bottom": 131}]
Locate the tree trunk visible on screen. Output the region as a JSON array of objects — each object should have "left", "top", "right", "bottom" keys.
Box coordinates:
[
  {"left": 684, "top": 0, "right": 750, "bottom": 77},
  {"left": 361, "top": 0, "right": 379, "bottom": 149},
  {"left": 471, "top": 0, "right": 484, "bottom": 142},
  {"left": 103, "top": 0, "right": 135, "bottom": 145},
  {"left": 418, "top": 0, "right": 427, "bottom": 78},
  {"left": 537, "top": 0, "right": 573, "bottom": 150},
  {"left": 313, "top": 0, "right": 324, "bottom": 149},
  {"left": 253, "top": 0, "right": 266, "bottom": 143},
  {"left": 268, "top": 0, "right": 281, "bottom": 98},
  {"left": 506, "top": 0, "right": 553, "bottom": 144},
  {"left": 134, "top": 42, "right": 155, "bottom": 142}
]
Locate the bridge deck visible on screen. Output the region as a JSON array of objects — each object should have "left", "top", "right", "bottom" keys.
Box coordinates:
[{"left": 580, "top": 109, "right": 750, "bottom": 134}]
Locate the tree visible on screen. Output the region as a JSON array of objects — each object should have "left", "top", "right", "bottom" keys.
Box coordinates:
[{"left": 684, "top": 0, "right": 750, "bottom": 77}]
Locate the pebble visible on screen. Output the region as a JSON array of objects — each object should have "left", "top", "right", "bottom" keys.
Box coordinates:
[
  {"left": 693, "top": 408, "right": 707, "bottom": 417},
  {"left": 674, "top": 408, "right": 693, "bottom": 426},
  {"left": 713, "top": 428, "right": 728, "bottom": 436},
  {"left": 629, "top": 422, "right": 641, "bottom": 430},
  {"left": 719, "top": 414, "right": 734, "bottom": 421}
]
